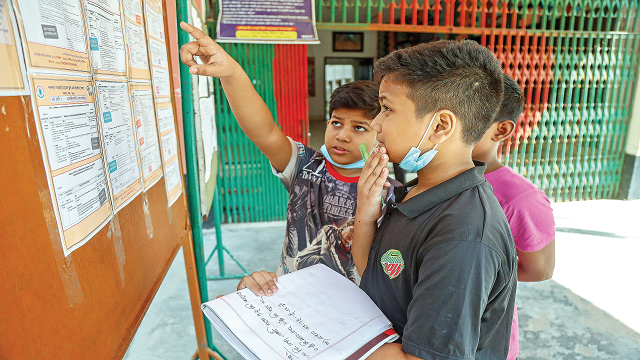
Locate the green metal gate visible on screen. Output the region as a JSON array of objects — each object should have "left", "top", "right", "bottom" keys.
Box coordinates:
[
  {"left": 313, "top": 0, "right": 640, "bottom": 201},
  {"left": 213, "top": 43, "right": 309, "bottom": 223},
  {"left": 212, "top": 1, "right": 640, "bottom": 223},
  {"left": 213, "top": 44, "right": 288, "bottom": 223}
]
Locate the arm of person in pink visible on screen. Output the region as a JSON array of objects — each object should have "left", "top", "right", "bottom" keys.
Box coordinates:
[
  {"left": 504, "top": 189, "right": 556, "bottom": 282},
  {"left": 517, "top": 240, "right": 555, "bottom": 281}
]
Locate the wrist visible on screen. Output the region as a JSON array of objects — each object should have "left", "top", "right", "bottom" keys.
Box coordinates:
[
  {"left": 355, "top": 210, "right": 378, "bottom": 225},
  {"left": 219, "top": 63, "right": 246, "bottom": 82}
]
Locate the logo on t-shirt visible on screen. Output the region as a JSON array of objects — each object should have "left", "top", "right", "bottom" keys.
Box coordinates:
[
  {"left": 322, "top": 190, "right": 356, "bottom": 219},
  {"left": 381, "top": 249, "right": 405, "bottom": 279}
]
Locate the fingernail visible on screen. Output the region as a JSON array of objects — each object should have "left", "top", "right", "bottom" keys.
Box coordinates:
[
  {"left": 189, "top": 67, "right": 197, "bottom": 74},
  {"left": 272, "top": 286, "right": 278, "bottom": 291}
]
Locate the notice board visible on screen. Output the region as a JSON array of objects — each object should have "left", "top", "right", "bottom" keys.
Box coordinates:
[{"left": 0, "top": 0, "right": 191, "bottom": 358}]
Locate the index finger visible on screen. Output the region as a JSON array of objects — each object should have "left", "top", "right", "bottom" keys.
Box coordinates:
[
  {"left": 179, "top": 21, "right": 212, "bottom": 43},
  {"left": 362, "top": 148, "right": 383, "bottom": 177}
]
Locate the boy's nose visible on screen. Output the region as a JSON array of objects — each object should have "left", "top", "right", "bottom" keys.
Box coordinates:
[
  {"left": 371, "top": 113, "right": 383, "bottom": 133},
  {"left": 336, "top": 127, "right": 350, "bottom": 141}
]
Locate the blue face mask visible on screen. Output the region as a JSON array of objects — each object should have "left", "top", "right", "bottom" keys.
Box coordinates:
[
  {"left": 320, "top": 144, "right": 374, "bottom": 170},
  {"left": 399, "top": 112, "right": 440, "bottom": 172}
]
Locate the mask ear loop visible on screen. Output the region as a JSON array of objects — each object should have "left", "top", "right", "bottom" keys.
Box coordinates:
[{"left": 415, "top": 112, "right": 440, "bottom": 153}]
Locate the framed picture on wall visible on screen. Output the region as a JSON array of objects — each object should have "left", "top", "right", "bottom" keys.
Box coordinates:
[{"left": 332, "top": 32, "right": 364, "bottom": 52}]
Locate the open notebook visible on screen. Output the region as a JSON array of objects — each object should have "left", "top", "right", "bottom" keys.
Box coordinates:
[{"left": 201, "top": 264, "right": 399, "bottom": 360}]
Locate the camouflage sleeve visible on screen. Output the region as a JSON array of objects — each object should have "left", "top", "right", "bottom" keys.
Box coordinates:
[{"left": 270, "top": 137, "right": 316, "bottom": 191}]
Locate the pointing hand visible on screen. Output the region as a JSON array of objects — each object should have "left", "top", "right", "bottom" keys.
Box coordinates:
[{"left": 179, "top": 21, "right": 240, "bottom": 78}]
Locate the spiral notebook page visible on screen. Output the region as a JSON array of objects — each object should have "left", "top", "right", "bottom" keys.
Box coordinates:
[{"left": 202, "top": 264, "right": 397, "bottom": 360}]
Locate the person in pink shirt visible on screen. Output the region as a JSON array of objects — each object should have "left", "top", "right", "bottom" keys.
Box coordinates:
[{"left": 472, "top": 73, "right": 556, "bottom": 360}]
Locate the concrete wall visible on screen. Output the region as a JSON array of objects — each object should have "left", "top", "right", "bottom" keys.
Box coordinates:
[{"left": 307, "top": 29, "right": 377, "bottom": 121}]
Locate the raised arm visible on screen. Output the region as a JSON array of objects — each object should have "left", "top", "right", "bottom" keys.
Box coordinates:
[
  {"left": 179, "top": 22, "right": 292, "bottom": 171},
  {"left": 353, "top": 147, "right": 389, "bottom": 276}
]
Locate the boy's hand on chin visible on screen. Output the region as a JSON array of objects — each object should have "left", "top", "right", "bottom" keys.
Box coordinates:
[
  {"left": 179, "top": 22, "right": 241, "bottom": 78},
  {"left": 357, "top": 147, "right": 389, "bottom": 223}
]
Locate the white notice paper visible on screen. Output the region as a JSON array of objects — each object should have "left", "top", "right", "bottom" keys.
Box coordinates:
[
  {"left": 30, "top": 75, "right": 112, "bottom": 255},
  {"left": 160, "top": 125, "right": 178, "bottom": 161},
  {"left": 39, "top": 102, "right": 101, "bottom": 171},
  {"left": 156, "top": 103, "right": 175, "bottom": 133},
  {"left": 130, "top": 82, "right": 162, "bottom": 190},
  {"left": 1, "top": 0, "right": 27, "bottom": 96},
  {"left": 144, "top": 0, "right": 171, "bottom": 99},
  {"left": 53, "top": 158, "right": 110, "bottom": 230},
  {"left": 0, "top": 0, "right": 11, "bottom": 46},
  {"left": 15, "top": 0, "right": 91, "bottom": 72},
  {"left": 83, "top": 0, "right": 127, "bottom": 76},
  {"left": 199, "top": 95, "right": 217, "bottom": 183},
  {"left": 122, "top": 0, "right": 150, "bottom": 80},
  {"left": 155, "top": 101, "right": 182, "bottom": 206},
  {"left": 144, "top": 0, "right": 164, "bottom": 41},
  {"left": 16, "top": 0, "right": 87, "bottom": 53},
  {"left": 96, "top": 78, "right": 143, "bottom": 211},
  {"left": 164, "top": 156, "right": 181, "bottom": 204}
]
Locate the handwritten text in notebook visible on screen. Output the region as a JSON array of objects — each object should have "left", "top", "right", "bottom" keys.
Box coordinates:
[{"left": 204, "top": 265, "right": 395, "bottom": 359}]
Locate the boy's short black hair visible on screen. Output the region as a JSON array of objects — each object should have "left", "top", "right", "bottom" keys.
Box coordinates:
[
  {"left": 374, "top": 40, "right": 504, "bottom": 145},
  {"left": 329, "top": 80, "right": 380, "bottom": 120},
  {"left": 494, "top": 73, "right": 524, "bottom": 123}
]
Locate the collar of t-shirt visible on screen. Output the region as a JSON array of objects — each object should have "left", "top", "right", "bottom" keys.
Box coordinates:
[
  {"left": 325, "top": 161, "right": 360, "bottom": 183},
  {"left": 391, "top": 160, "right": 487, "bottom": 218}
]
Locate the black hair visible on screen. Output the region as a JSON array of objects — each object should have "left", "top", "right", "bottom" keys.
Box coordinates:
[
  {"left": 374, "top": 40, "right": 504, "bottom": 145},
  {"left": 494, "top": 73, "right": 524, "bottom": 123},
  {"left": 329, "top": 80, "right": 380, "bottom": 120}
]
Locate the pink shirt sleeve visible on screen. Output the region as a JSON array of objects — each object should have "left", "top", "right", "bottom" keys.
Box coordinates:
[{"left": 501, "top": 189, "right": 555, "bottom": 252}]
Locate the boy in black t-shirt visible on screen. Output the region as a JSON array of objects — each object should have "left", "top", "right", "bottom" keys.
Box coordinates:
[{"left": 354, "top": 41, "right": 518, "bottom": 359}]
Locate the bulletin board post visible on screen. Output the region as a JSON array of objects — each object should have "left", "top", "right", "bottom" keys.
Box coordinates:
[{"left": 175, "top": 0, "right": 218, "bottom": 356}]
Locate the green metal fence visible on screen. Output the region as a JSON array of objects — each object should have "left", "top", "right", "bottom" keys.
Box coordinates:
[
  {"left": 213, "top": 43, "right": 289, "bottom": 222},
  {"left": 313, "top": 0, "right": 640, "bottom": 201},
  {"left": 516, "top": 31, "right": 639, "bottom": 202},
  {"left": 212, "top": 1, "right": 640, "bottom": 222}
]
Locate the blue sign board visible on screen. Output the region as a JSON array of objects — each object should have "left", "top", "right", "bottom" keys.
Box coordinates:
[{"left": 216, "top": 0, "right": 318, "bottom": 43}]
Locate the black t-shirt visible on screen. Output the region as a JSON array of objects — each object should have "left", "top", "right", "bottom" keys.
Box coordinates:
[{"left": 360, "top": 162, "right": 517, "bottom": 360}]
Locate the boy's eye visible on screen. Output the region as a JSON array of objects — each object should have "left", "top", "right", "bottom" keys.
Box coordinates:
[
  {"left": 331, "top": 120, "right": 342, "bottom": 127},
  {"left": 354, "top": 125, "right": 366, "bottom": 132},
  {"left": 382, "top": 105, "right": 391, "bottom": 112}
]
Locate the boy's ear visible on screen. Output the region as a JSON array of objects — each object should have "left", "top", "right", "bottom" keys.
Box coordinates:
[
  {"left": 492, "top": 120, "right": 516, "bottom": 142},
  {"left": 430, "top": 110, "right": 457, "bottom": 144}
]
